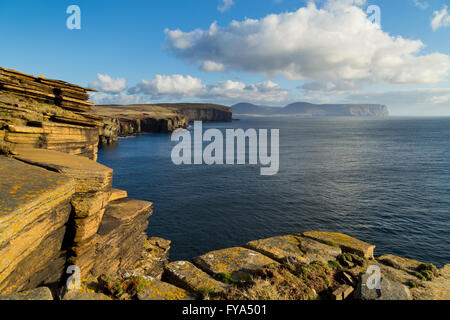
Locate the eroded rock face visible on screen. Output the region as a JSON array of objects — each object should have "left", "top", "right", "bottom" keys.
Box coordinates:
[
  {"left": 0, "top": 157, "right": 75, "bottom": 294},
  {"left": 75, "top": 198, "right": 153, "bottom": 277},
  {"left": 0, "top": 67, "right": 102, "bottom": 160}
]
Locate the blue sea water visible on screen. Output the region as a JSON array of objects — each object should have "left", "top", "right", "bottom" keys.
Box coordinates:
[{"left": 97, "top": 117, "right": 450, "bottom": 266}]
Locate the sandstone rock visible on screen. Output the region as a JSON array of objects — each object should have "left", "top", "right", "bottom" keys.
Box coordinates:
[
  {"left": 296, "top": 236, "right": 342, "bottom": 263},
  {"left": 0, "top": 287, "right": 53, "bottom": 300},
  {"left": 137, "top": 279, "right": 195, "bottom": 300},
  {"left": 331, "top": 284, "right": 354, "bottom": 300},
  {"left": 377, "top": 254, "right": 423, "bottom": 273},
  {"left": 13, "top": 147, "right": 113, "bottom": 193},
  {"left": 164, "top": 261, "right": 229, "bottom": 296},
  {"left": 193, "top": 247, "right": 279, "bottom": 282},
  {"left": 245, "top": 235, "right": 307, "bottom": 264},
  {"left": 63, "top": 292, "right": 112, "bottom": 300},
  {"left": 0, "top": 157, "right": 75, "bottom": 294},
  {"left": 303, "top": 231, "right": 375, "bottom": 259},
  {"left": 409, "top": 264, "right": 450, "bottom": 300},
  {"left": 356, "top": 272, "right": 412, "bottom": 300},
  {"left": 85, "top": 198, "right": 153, "bottom": 277},
  {"left": 132, "top": 238, "right": 171, "bottom": 279},
  {"left": 109, "top": 188, "right": 128, "bottom": 202}
]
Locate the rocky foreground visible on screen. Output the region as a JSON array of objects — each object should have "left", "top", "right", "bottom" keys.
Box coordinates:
[{"left": 1, "top": 228, "right": 448, "bottom": 300}]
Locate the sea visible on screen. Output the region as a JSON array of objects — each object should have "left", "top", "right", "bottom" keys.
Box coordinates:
[{"left": 97, "top": 117, "right": 450, "bottom": 266}]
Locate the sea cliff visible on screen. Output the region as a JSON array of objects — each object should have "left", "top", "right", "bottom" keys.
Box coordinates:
[
  {"left": 90, "top": 103, "right": 232, "bottom": 146},
  {"left": 0, "top": 67, "right": 448, "bottom": 301}
]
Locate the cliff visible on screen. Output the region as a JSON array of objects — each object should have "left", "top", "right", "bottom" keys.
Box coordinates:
[
  {"left": 0, "top": 67, "right": 166, "bottom": 296},
  {"left": 0, "top": 67, "right": 103, "bottom": 160},
  {"left": 90, "top": 103, "right": 231, "bottom": 146},
  {"left": 233, "top": 102, "right": 389, "bottom": 117}
]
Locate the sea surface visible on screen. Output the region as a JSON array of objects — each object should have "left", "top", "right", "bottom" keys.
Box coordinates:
[{"left": 98, "top": 117, "right": 450, "bottom": 266}]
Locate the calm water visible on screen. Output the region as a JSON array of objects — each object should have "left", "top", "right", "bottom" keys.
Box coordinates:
[{"left": 98, "top": 117, "right": 450, "bottom": 266}]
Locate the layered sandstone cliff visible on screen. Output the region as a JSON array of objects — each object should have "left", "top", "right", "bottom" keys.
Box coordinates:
[
  {"left": 0, "top": 67, "right": 161, "bottom": 296},
  {"left": 0, "top": 67, "right": 103, "bottom": 160}
]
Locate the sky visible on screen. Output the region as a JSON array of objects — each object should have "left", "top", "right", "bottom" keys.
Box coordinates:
[{"left": 1, "top": 0, "right": 450, "bottom": 116}]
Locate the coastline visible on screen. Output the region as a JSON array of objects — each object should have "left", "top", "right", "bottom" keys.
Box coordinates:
[{"left": 0, "top": 67, "right": 449, "bottom": 300}]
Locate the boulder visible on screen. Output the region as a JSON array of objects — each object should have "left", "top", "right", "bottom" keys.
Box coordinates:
[
  {"left": 245, "top": 235, "right": 307, "bottom": 264},
  {"left": 137, "top": 279, "right": 195, "bottom": 300},
  {"left": 356, "top": 272, "right": 412, "bottom": 300},
  {"left": 303, "top": 231, "right": 375, "bottom": 259},
  {"left": 164, "top": 261, "right": 229, "bottom": 296},
  {"left": 193, "top": 247, "right": 279, "bottom": 282}
]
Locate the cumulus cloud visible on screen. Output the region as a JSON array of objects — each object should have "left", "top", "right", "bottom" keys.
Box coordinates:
[
  {"left": 165, "top": 0, "right": 450, "bottom": 86},
  {"left": 218, "top": 0, "right": 234, "bottom": 13},
  {"left": 127, "top": 74, "right": 289, "bottom": 103},
  {"left": 89, "top": 74, "right": 127, "bottom": 93},
  {"left": 90, "top": 91, "right": 150, "bottom": 105},
  {"left": 201, "top": 60, "right": 226, "bottom": 72},
  {"left": 431, "top": 5, "right": 450, "bottom": 31}
]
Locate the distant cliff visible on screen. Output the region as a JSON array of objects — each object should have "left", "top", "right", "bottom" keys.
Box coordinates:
[
  {"left": 155, "top": 103, "right": 232, "bottom": 122},
  {"left": 233, "top": 102, "right": 389, "bottom": 117}
]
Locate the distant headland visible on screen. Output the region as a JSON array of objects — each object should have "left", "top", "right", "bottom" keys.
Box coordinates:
[{"left": 232, "top": 102, "right": 389, "bottom": 117}]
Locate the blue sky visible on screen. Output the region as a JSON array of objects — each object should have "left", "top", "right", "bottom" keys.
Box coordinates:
[{"left": 1, "top": 0, "right": 450, "bottom": 115}]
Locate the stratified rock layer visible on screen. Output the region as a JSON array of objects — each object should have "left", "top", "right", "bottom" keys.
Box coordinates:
[
  {"left": 0, "top": 157, "right": 75, "bottom": 294},
  {"left": 0, "top": 66, "right": 102, "bottom": 160}
]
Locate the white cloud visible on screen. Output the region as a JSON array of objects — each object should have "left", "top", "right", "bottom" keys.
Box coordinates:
[
  {"left": 165, "top": 0, "right": 450, "bottom": 87},
  {"left": 431, "top": 5, "right": 450, "bottom": 31},
  {"left": 201, "top": 60, "right": 226, "bottom": 72},
  {"left": 218, "top": 0, "right": 234, "bottom": 13},
  {"left": 89, "top": 74, "right": 127, "bottom": 93},
  {"left": 129, "top": 74, "right": 204, "bottom": 97},
  {"left": 413, "top": 0, "right": 428, "bottom": 10},
  {"left": 90, "top": 91, "right": 150, "bottom": 105},
  {"left": 127, "top": 74, "right": 289, "bottom": 103}
]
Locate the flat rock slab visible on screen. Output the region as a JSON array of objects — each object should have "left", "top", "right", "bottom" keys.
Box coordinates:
[
  {"left": 109, "top": 188, "right": 127, "bottom": 202},
  {"left": 356, "top": 273, "right": 412, "bottom": 300},
  {"left": 296, "top": 236, "right": 342, "bottom": 263},
  {"left": 62, "top": 291, "right": 112, "bottom": 300},
  {"left": 245, "top": 235, "right": 307, "bottom": 263},
  {"left": 0, "top": 156, "right": 74, "bottom": 223},
  {"left": 103, "top": 198, "right": 153, "bottom": 222},
  {"left": 193, "top": 247, "right": 279, "bottom": 282},
  {"left": 377, "top": 254, "right": 423, "bottom": 272},
  {"left": 13, "top": 147, "right": 113, "bottom": 193},
  {"left": 164, "top": 261, "right": 229, "bottom": 295},
  {"left": 0, "top": 287, "right": 53, "bottom": 300},
  {"left": 303, "top": 231, "right": 375, "bottom": 259},
  {"left": 137, "top": 279, "right": 194, "bottom": 300}
]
